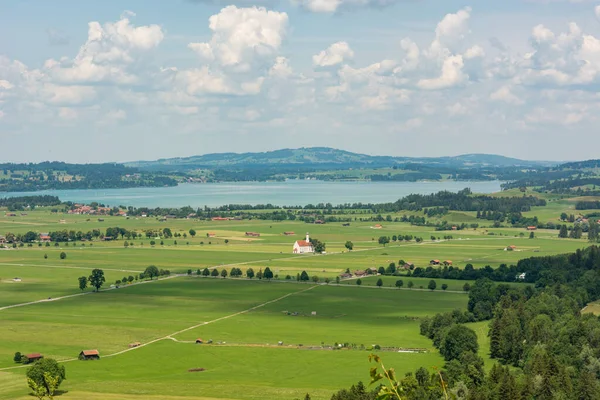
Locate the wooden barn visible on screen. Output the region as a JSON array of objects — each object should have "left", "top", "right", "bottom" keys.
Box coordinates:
[
  {"left": 79, "top": 349, "right": 100, "bottom": 360},
  {"left": 24, "top": 353, "right": 43, "bottom": 364}
]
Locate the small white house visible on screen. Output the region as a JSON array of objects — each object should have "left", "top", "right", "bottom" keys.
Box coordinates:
[
  {"left": 293, "top": 233, "right": 314, "bottom": 254},
  {"left": 516, "top": 273, "right": 526, "bottom": 280}
]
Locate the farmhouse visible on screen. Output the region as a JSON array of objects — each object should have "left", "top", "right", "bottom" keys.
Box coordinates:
[
  {"left": 354, "top": 270, "right": 367, "bottom": 277},
  {"left": 195, "top": 338, "right": 204, "bottom": 344},
  {"left": 211, "top": 217, "right": 229, "bottom": 221},
  {"left": 79, "top": 350, "right": 100, "bottom": 360},
  {"left": 339, "top": 273, "right": 353, "bottom": 279},
  {"left": 283, "top": 231, "right": 295, "bottom": 236},
  {"left": 128, "top": 342, "right": 141, "bottom": 348},
  {"left": 516, "top": 273, "right": 526, "bottom": 280},
  {"left": 506, "top": 245, "right": 517, "bottom": 251},
  {"left": 430, "top": 260, "right": 440, "bottom": 265},
  {"left": 293, "top": 233, "right": 314, "bottom": 254},
  {"left": 39, "top": 234, "right": 51, "bottom": 242},
  {"left": 443, "top": 260, "right": 453, "bottom": 266},
  {"left": 0, "top": 236, "right": 5, "bottom": 244},
  {"left": 207, "top": 232, "right": 216, "bottom": 238},
  {"left": 372, "top": 224, "right": 383, "bottom": 229},
  {"left": 315, "top": 220, "right": 324, "bottom": 224},
  {"left": 245, "top": 232, "right": 261, "bottom": 237},
  {"left": 527, "top": 226, "right": 537, "bottom": 231},
  {"left": 25, "top": 353, "right": 43, "bottom": 363},
  {"left": 401, "top": 263, "right": 414, "bottom": 270}
]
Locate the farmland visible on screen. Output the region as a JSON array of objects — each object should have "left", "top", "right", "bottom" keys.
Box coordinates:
[{"left": 0, "top": 206, "right": 592, "bottom": 399}]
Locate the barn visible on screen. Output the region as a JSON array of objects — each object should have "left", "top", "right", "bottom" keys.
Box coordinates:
[{"left": 79, "top": 349, "right": 100, "bottom": 360}]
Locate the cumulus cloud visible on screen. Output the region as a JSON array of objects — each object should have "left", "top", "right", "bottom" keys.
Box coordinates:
[
  {"left": 417, "top": 55, "right": 467, "bottom": 90},
  {"left": 44, "top": 14, "right": 164, "bottom": 85},
  {"left": 519, "top": 22, "right": 600, "bottom": 87},
  {"left": 188, "top": 6, "right": 288, "bottom": 73},
  {"left": 428, "top": 7, "right": 472, "bottom": 56},
  {"left": 313, "top": 42, "right": 354, "bottom": 67}
]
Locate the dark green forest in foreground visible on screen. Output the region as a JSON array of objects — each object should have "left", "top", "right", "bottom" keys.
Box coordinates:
[{"left": 324, "top": 246, "right": 600, "bottom": 400}]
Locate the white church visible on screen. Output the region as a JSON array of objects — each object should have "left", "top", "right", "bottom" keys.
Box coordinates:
[{"left": 293, "top": 233, "right": 314, "bottom": 254}]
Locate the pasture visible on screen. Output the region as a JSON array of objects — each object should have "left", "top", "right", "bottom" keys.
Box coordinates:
[{"left": 0, "top": 208, "right": 591, "bottom": 399}]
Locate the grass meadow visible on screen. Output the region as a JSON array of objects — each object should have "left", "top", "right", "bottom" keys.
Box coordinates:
[{"left": 0, "top": 208, "right": 592, "bottom": 399}]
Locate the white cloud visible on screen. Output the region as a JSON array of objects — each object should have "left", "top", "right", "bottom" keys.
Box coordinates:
[
  {"left": 269, "top": 56, "right": 293, "bottom": 78},
  {"left": 188, "top": 6, "right": 288, "bottom": 73},
  {"left": 313, "top": 42, "right": 354, "bottom": 67},
  {"left": 490, "top": 86, "right": 524, "bottom": 105},
  {"left": 596, "top": 5, "right": 600, "bottom": 21},
  {"left": 39, "top": 84, "right": 97, "bottom": 106},
  {"left": 417, "top": 55, "right": 467, "bottom": 90},
  {"left": 0, "top": 80, "right": 13, "bottom": 90},
  {"left": 518, "top": 22, "right": 600, "bottom": 86},
  {"left": 464, "top": 45, "right": 485, "bottom": 59},
  {"left": 292, "top": 0, "right": 404, "bottom": 13},
  {"left": 45, "top": 14, "right": 164, "bottom": 85},
  {"left": 428, "top": 7, "right": 472, "bottom": 56}
]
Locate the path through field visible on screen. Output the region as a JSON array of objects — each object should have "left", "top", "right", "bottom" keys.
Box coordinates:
[{"left": 0, "top": 283, "right": 318, "bottom": 371}]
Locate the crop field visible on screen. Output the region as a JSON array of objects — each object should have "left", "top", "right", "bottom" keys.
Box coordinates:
[{"left": 0, "top": 209, "right": 591, "bottom": 399}]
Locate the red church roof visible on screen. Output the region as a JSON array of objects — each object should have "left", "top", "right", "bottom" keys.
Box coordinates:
[{"left": 295, "top": 240, "right": 312, "bottom": 247}]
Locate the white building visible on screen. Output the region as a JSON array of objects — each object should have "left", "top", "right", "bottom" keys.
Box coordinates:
[{"left": 293, "top": 233, "right": 314, "bottom": 254}]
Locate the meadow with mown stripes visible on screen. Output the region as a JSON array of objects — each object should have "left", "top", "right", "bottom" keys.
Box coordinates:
[{"left": 0, "top": 203, "right": 591, "bottom": 399}]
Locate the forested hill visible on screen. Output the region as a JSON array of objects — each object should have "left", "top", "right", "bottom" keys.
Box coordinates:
[
  {"left": 0, "top": 162, "right": 177, "bottom": 192},
  {"left": 558, "top": 159, "right": 600, "bottom": 170},
  {"left": 125, "top": 147, "right": 554, "bottom": 172}
]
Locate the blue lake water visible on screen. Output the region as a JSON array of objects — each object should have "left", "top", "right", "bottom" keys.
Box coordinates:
[{"left": 1, "top": 180, "right": 503, "bottom": 208}]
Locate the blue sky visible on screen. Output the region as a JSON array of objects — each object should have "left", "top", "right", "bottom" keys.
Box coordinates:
[{"left": 1, "top": 0, "right": 599, "bottom": 163}]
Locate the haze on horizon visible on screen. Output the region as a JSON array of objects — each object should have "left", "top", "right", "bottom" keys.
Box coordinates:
[{"left": 1, "top": 0, "right": 600, "bottom": 164}]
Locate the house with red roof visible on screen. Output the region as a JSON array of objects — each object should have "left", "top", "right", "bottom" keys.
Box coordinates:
[{"left": 293, "top": 233, "right": 314, "bottom": 254}]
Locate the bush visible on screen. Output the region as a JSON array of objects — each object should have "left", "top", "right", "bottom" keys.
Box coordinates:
[{"left": 59, "top": 252, "right": 66, "bottom": 260}]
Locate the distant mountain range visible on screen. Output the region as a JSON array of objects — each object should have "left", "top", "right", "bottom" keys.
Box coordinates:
[{"left": 125, "top": 147, "right": 557, "bottom": 171}]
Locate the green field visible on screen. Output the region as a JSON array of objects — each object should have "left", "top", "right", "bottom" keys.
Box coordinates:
[{"left": 0, "top": 208, "right": 591, "bottom": 399}]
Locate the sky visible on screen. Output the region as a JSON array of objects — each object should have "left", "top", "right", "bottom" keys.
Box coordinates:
[{"left": 1, "top": 0, "right": 600, "bottom": 163}]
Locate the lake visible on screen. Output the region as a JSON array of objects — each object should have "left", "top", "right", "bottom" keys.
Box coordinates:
[{"left": 1, "top": 180, "right": 503, "bottom": 208}]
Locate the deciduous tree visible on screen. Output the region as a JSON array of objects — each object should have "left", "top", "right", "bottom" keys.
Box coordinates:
[
  {"left": 88, "top": 269, "right": 105, "bottom": 292},
  {"left": 144, "top": 265, "right": 159, "bottom": 280},
  {"left": 26, "top": 358, "right": 66, "bottom": 396}
]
